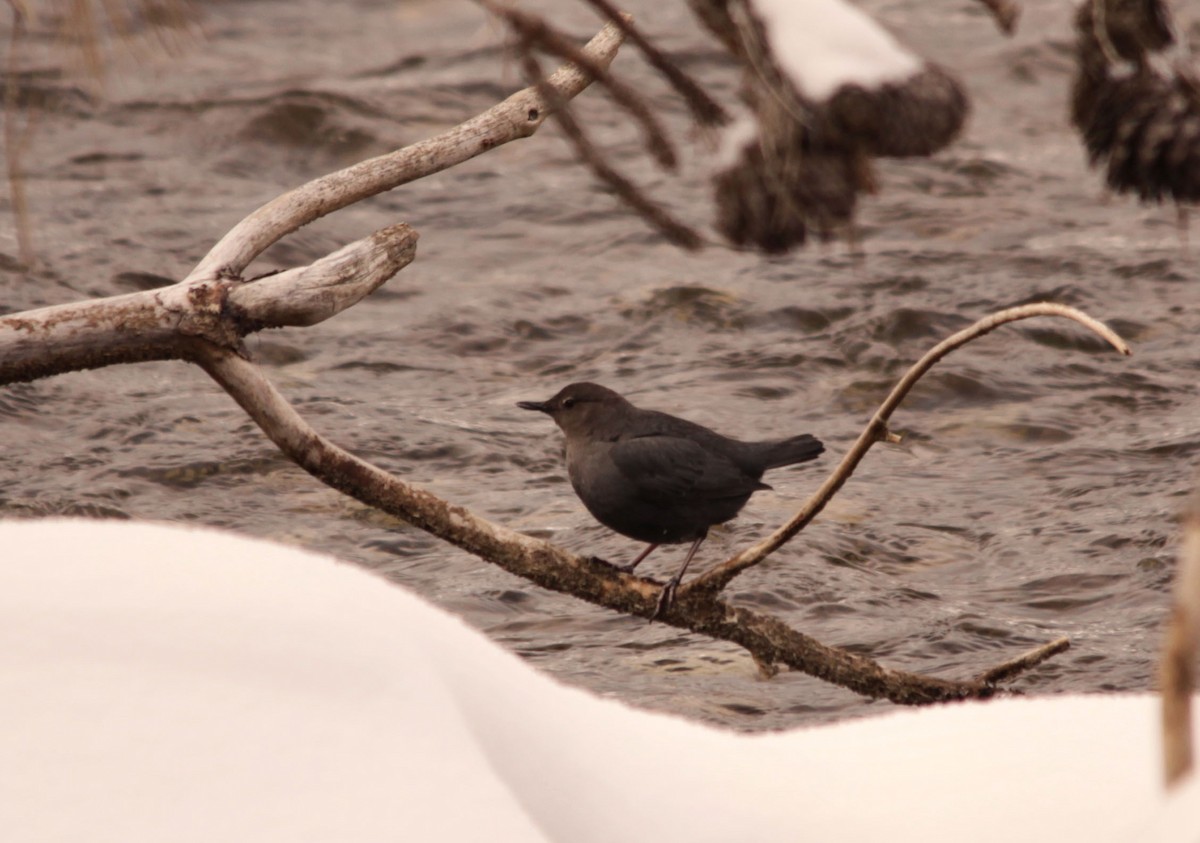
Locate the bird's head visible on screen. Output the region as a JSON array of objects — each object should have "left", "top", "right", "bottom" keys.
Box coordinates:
[{"left": 517, "top": 382, "right": 630, "bottom": 439}]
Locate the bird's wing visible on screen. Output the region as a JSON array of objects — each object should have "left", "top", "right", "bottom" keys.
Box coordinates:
[{"left": 609, "top": 435, "right": 766, "bottom": 501}]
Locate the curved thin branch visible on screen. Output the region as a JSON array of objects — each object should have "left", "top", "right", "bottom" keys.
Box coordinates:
[
  {"left": 189, "top": 340, "right": 996, "bottom": 705},
  {"left": 186, "top": 21, "right": 627, "bottom": 282},
  {"left": 685, "top": 303, "right": 1132, "bottom": 597},
  {"left": 520, "top": 47, "right": 705, "bottom": 250},
  {"left": 579, "top": 0, "right": 730, "bottom": 126}
]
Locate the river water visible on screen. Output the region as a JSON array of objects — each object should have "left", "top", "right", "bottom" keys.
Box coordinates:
[{"left": 2, "top": 0, "right": 1198, "bottom": 729}]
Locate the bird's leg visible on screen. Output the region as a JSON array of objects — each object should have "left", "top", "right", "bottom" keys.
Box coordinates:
[
  {"left": 619, "top": 543, "right": 659, "bottom": 573},
  {"left": 651, "top": 533, "right": 706, "bottom": 621}
]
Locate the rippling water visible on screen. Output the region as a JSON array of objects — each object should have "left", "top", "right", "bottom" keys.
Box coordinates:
[{"left": 2, "top": 0, "right": 1198, "bottom": 728}]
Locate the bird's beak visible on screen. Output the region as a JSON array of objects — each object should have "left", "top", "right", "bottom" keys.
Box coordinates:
[{"left": 516, "top": 400, "right": 551, "bottom": 413}]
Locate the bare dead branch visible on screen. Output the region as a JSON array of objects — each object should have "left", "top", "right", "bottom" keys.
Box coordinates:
[
  {"left": 0, "top": 225, "right": 418, "bottom": 383},
  {"left": 578, "top": 0, "right": 730, "bottom": 126},
  {"left": 520, "top": 48, "right": 705, "bottom": 250},
  {"left": 1162, "top": 491, "right": 1200, "bottom": 787},
  {"left": 975, "top": 0, "right": 1021, "bottom": 35},
  {"left": 477, "top": 0, "right": 678, "bottom": 169},
  {"left": 685, "top": 303, "right": 1132, "bottom": 597},
  {"left": 187, "top": 20, "right": 627, "bottom": 282},
  {"left": 227, "top": 224, "right": 418, "bottom": 329},
  {"left": 0, "top": 24, "right": 1070, "bottom": 705},
  {"left": 188, "top": 340, "right": 997, "bottom": 704},
  {"left": 975, "top": 637, "right": 1071, "bottom": 686}
]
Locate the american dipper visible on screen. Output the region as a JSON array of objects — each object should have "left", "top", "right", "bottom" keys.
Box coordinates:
[{"left": 517, "top": 382, "right": 824, "bottom": 617}]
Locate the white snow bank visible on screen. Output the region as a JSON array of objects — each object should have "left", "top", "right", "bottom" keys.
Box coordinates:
[{"left": 1, "top": 519, "right": 1195, "bottom": 842}]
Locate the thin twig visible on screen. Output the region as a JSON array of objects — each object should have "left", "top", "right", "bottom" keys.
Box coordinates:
[
  {"left": 578, "top": 0, "right": 729, "bottom": 125},
  {"left": 478, "top": 0, "right": 678, "bottom": 168},
  {"left": 187, "top": 20, "right": 627, "bottom": 282},
  {"left": 1162, "top": 490, "right": 1200, "bottom": 787},
  {"left": 975, "top": 637, "right": 1070, "bottom": 685},
  {"left": 521, "top": 48, "right": 704, "bottom": 249},
  {"left": 685, "top": 303, "right": 1131, "bottom": 597}
]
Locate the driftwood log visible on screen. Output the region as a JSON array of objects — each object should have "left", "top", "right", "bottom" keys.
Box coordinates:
[{"left": 0, "top": 21, "right": 1132, "bottom": 705}]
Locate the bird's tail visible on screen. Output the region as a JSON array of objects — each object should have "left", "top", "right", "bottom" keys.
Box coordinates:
[{"left": 758, "top": 434, "right": 824, "bottom": 469}]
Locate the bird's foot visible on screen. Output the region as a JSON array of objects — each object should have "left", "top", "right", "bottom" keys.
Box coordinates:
[{"left": 649, "top": 576, "right": 682, "bottom": 623}]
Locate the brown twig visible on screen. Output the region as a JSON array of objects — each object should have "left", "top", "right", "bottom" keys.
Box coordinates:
[
  {"left": 578, "top": 0, "right": 730, "bottom": 126},
  {"left": 975, "top": 637, "right": 1071, "bottom": 685},
  {"left": 478, "top": 0, "right": 678, "bottom": 169},
  {"left": 520, "top": 47, "right": 704, "bottom": 250},
  {"left": 684, "top": 304, "right": 1132, "bottom": 597},
  {"left": 1162, "top": 490, "right": 1200, "bottom": 787}
]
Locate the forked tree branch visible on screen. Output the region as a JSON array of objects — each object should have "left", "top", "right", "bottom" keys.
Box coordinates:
[
  {"left": 478, "top": 0, "right": 678, "bottom": 168},
  {"left": 0, "top": 23, "right": 1098, "bottom": 704},
  {"left": 187, "top": 20, "right": 627, "bottom": 282},
  {"left": 182, "top": 302, "right": 1114, "bottom": 699},
  {"left": 187, "top": 339, "right": 1047, "bottom": 704},
  {"left": 0, "top": 225, "right": 418, "bottom": 383},
  {"left": 684, "top": 303, "right": 1132, "bottom": 598},
  {"left": 481, "top": 4, "right": 708, "bottom": 249}
]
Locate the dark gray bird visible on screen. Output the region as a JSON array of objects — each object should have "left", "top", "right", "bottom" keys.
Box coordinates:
[{"left": 517, "top": 382, "right": 824, "bottom": 616}]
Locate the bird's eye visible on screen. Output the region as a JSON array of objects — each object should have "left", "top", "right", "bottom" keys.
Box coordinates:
[{"left": 561, "top": 397, "right": 577, "bottom": 409}]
